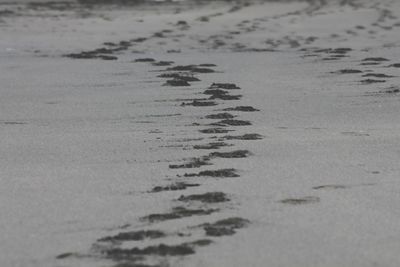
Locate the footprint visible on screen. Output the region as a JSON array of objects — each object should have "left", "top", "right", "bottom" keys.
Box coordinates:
[
  {"left": 223, "top": 106, "right": 259, "bottom": 112},
  {"left": 312, "top": 185, "right": 347, "bottom": 190},
  {"left": 178, "top": 192, "right": 230, "bottom": 203},
  {"left": 209, "top": 150, "right": 251, "bottom": 158},
  {"left": 169, "top": 157, "right": 211, "bottom": 169},
  {"left": 183, "top": 168, "right": 240, "bottom": 178},
  {"left": 150, "top": 182, "right": 201, "bottom": 193},
  {"left": 341, "top": 131, "right": 370, "bottom": 136},
  {"left": 97, "top": 230, "right": 166, "bottom": 243},
  {"left": 221, "top": 133, "right": 263, "bottom": 140},
  {"left": 201, "top": 217, "right": 250, "bottom": 236},
  {"left": 142, "top": 207, "right": 219, "bottom": 223},
  {"left": 280, "top": 196, "right": 320, "bottom": 205}
]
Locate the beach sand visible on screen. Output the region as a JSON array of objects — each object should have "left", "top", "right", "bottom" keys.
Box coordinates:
[{"left": 1, "top": 0, "right": 400, "bottom": 266}]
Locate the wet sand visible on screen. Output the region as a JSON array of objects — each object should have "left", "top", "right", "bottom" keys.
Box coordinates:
[{"left": 1, "top": 0, "right": 400, "bottom": 266}]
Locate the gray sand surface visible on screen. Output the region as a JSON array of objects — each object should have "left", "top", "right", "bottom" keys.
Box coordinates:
[{"left": 1, "top": 0, "right": 400, "bottom": 266}]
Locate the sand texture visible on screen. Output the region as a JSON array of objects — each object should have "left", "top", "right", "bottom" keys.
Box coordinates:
[{"left": 1, "top": 0, "right": 400, "bottom": 266}]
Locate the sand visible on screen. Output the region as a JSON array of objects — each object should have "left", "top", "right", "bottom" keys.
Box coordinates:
[{"left": 1, "top": 0, "right": 400, "bottom": 266}]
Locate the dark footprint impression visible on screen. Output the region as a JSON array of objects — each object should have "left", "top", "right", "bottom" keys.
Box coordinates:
[
  {"left": 221, "top": 133, "right": 263, "bottom": 140},
  {"left": 362, "top": 73, "right": 395, "bottom": 78},
  {"left": 201, "top": 217, "right": 249, "bottom": 236},
  {"left": 312, "top": 185, "right": 347, "bottom": 190},
  {"left": 169, "top": 157, "right": 211, "bottom": 169},
  {"left": 158, "top": 73, "right": 200, "bottom": 82},
  {"left": 182, "top": 100, "right": 218, "bottom": 107},
  {"left": 97, "top": 230, "right": 166, "bottom": 243},
  {"left": 183, "top": 168, "right": 240, "bottom": 178},
  {"left": 279, "top": 196, "right": 320, "bottom": 205},
  {"left": 193, "top": 142, "right": 232, "bottom": 150},
  {"left": 223, "top": 106, "right": 260, "bottom": 112},
  {"left": 134, "top": 58, "right": 156, "bottom": 62},
  {"left": 152, "top": 61, "right": 174, "bottom": 66},
  {"left": 203, "top": 89, "right": 242, "bottom": 100},
  {"left": 360, "top": 79, "right": 386, "bottom": 84},
  {"left": 209, "top": 150, "right": 251, "bottom": 158},
  {"left": 103, "top": 239, "right": 213, "bottom": 259},
  {"left": 210, "top": 119, "right": 252, "bottom": 126},
  {"left": 333, "top": 69, "right": 363, "bottom": 74},
  {"left": 142, "top": 207, "right": 219, "bottom": 223},
  {"left": 178, "top": 192, "right": 230, "bottom": 203},
  {"left": 362, "top": 57, "right": 389, "bottom": 62},
  {"left": 150, "top": 182, "right": 201, "bottom": 193},
  {"left": 205, "top": 112, "right": 236, "bottom": 119},
  {"left": 209, "top": 83, "right": 241, "bottom": 89},
  {"left": 164, "top": 79, "right": 191, "bottom": 86},
  {"left": 199, "top": 128, "right": 233, "bottom": 134},
  {"left": 167, "top": 65, "right": 216, "bottom": 73}
]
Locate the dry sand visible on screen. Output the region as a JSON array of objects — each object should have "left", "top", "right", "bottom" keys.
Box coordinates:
[{"left": 1, "top": 0, "right": 400, "bottom": 266}]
